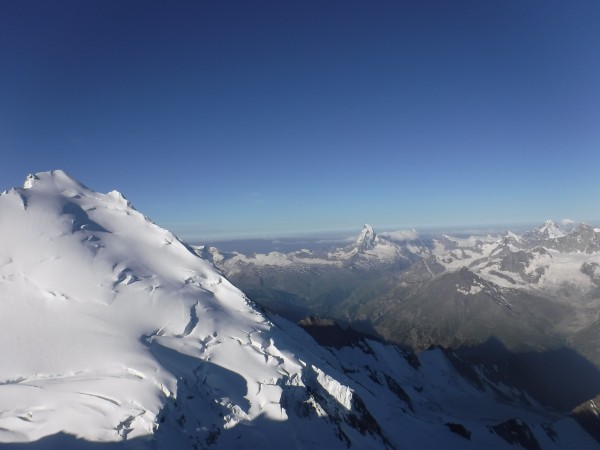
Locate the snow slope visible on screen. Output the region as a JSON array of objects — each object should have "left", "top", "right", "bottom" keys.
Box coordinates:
[{"left": 0, "top": 171, "right": 387, "bottom": 448}]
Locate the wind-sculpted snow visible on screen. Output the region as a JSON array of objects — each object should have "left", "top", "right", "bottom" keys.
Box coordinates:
[{"left": 0, "top": 171, "right": 391, "bottom": 448}]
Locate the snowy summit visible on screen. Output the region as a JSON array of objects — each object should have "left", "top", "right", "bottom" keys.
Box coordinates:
[
  {"left": 0, "top": 171, "right": 387, "bottom": 448},
  {"left": 534, "top": 219, "right": 565, "bottom": 239},
  {"left": 355, "top": 224, "right": 377, "bottom": 250}
]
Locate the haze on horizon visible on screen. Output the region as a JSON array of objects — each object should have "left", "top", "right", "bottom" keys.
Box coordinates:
[{"left": 1, "top": 1, "right": 599, "bottom": 241}]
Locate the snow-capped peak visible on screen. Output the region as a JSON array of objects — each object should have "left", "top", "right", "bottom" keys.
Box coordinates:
[
  {"left": 355, "top": 224, "right": 377, "bottom": 249},
  {"left": 534, "top": 219, "right": 565, "bottom": 239},
  {"left": 22, "top": 169, "right": 90, "bottom": 195},
  {"left": 1, "top": 171, "right": 402, "bottom": 448}
]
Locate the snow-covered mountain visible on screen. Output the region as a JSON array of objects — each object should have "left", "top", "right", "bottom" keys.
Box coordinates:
[
  {"left": 355, "top": 223, "right": 377, "bottom": 250},
  {"left": 432, "top": 224, "right": 600, "bottom": 300},
  {"left": 0, "top": 171, "right": 391, "bottom": 448},
  {"left": 1, "top": 171, "right": 597, "bottom": 449},
  {"left": 522, "top": 220, "right": 566, "bottom": 241},
  {"left": 328, "top": 224, "right": 417, "bottom": 270}
]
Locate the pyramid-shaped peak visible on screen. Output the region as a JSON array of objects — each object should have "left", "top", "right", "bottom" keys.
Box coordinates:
[
  {"left": 360, "top": 223, "right": 374, "bottom": 233},
  {"left": 355, "top": 224, "right": 377, "bottom": 249}
]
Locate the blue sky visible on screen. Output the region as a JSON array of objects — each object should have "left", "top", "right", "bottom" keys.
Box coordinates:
[{"left": 1, "top": 1, "right": 599, "bottom": 240}]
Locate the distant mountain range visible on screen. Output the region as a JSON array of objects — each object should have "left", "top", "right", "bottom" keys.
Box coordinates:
[
  {"left": 1, "top": 171, "right": 599, "bottom": 449},
  {"left": 202, "top": 220, "right": 600, "bottom": 416},
  {"left": 201, "top": 220, "right": 600, "bottom": 347}
]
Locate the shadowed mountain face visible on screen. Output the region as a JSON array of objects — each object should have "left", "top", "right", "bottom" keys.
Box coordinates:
[
  {"left": 344, "top": 268, "right": 570, "bottom": 353},
  {"left": 298, "top": 316, "right": 379, "bottom": 348},
  {"left": 454, "top": 337, "right": 600, "bottom": 412}
]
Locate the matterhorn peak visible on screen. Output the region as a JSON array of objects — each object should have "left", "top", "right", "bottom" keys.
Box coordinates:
[{"left": 355, "top": 224, "right": 377, "bottom": 249}]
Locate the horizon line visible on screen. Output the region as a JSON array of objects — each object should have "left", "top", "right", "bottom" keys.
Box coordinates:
[{"left": 170, "top": 218, "right": 599, "bottom": 244}]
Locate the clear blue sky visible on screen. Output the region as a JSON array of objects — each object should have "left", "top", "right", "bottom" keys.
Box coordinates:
[{"left": 1, "top": 1, "right": 599, "bottom": 240}]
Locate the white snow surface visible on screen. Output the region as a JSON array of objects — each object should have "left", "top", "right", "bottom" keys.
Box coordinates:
[
  {"left": 0, "top": 171, "right": 360, "bottom": 446},
  {"left": 432, "top": 230, "right": 600, "bottom": 294}
]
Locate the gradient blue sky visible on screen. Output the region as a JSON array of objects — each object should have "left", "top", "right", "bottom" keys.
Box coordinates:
[{"left": 1, "top": 1, "right": 599, "bottom": 240}]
